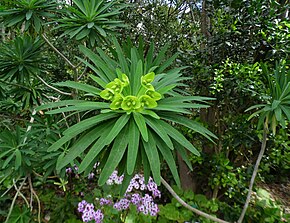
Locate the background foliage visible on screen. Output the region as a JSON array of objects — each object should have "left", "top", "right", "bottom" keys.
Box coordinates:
[{"left": 0, "top": 0, "right": 289, "bottom": 222}]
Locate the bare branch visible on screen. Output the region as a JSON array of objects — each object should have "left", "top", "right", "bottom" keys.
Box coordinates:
[
  {"left": 42, "top": 34, "right": 76, "bottom": 69},
  {"left": 36, "top": 74, "right": 71, "bottom": 96},
  {"left": 237, "top": 125, "right": 268, "bottom": 223},
  {"left": 161, "top": 177, "right": 231, "bottom": 223},
  {"left": 5, "top": 177, "right": 28, "bottom": 223}
]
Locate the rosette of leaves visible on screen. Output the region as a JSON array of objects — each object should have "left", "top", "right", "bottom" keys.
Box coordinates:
[
  {"left": 0, "top": 35, "right": 43, "bottom": 83},
  {"left": 246, "top": 61, "right": 290, "bottom": 134},
  {"left": 37, "top": 38, "right": 216, "bottom": 187},
  {"left": 0, "top": 0, "right": 57, "bottom": 33},
  {"left": 55, "top": 0, "right": 126, "bottom": 46}
]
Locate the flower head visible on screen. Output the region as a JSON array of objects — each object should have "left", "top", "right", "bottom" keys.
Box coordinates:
[
  {"left": 121, "top": 96, "right": 141, "bottom": 112},
  {"left": 100, "top": 88, "right": 114, "bottom": 101},
  {"left": 146, "top": 90, "right": 162, "bottom": 101},
  {"left": 141, "top": 72, "right": 155, "bottom": 90},
  {"left": 110, "top": 94, "right": 123, "bottom": 110},
  {"left": 139, "top": 95, "right": 157, "bottom": 109},
  {"left": 106, "top": 78, "right": 124, "bottom": 94}
]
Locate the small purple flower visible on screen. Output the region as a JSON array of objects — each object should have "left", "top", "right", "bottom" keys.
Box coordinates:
[
  {"left": 88, "top": 172, "right": 95, "bottom": 179},
  {"left": 99, "top": 198, "right": 112, "bottom": 206},
  {"left": 78, "top": 200, "right": 88, "bottom": 213},
  {"left": 73, "top": 164, "right": 79, "bottom": 172},
  {"left": 113, "top": 198, "right": 131, "bottom": 211},
  {"left": 66, "top": 167, "right": 72, "bottom": 174}
]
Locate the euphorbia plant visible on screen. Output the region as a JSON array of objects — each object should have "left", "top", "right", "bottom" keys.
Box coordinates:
[
  {"left": 37, "top": 38, "right": 216, "bottom": 187},
  {"left": 239, "top": 61, "right": 290, "bottom": 223}
]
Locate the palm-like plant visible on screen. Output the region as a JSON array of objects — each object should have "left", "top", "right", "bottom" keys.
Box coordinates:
[
  {"left": 55, "top": 0, "right": 126, "bottom": 47},
  {"left": 0, "top": 0, "right": 57, "bottom": 33},
  {"left": 239, "top": 61, "right": 290, "bottom": 223},
  {"left": 37, "top": 39, "right": 216, "bottom": 186},
  {"left": 247, "top": 61, "right": 290, "bottom": 134},
  {"left": 0, "top": 36, "right": 43, "bottom": 83}
]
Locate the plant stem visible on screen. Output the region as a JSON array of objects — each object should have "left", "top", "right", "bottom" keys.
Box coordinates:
[
  {"left": 237, "top": 125, "right": 268, "bottom": 223},
  {"left": 28, "top": 175, "right": 41, "bottom": 223},
  {"left": 13, "top": 179, "right": 30, "bottom": 208},
  {"left": 42, "top": 34, "right": 76, "bottom": 69},
  {"left": 36, "top": 75, "right": 71, "bottom": 96},
  {"left": 161, "top": 177, "right": 231, "bottom": 223},
  {"left": 5, "top": 177, "right": 28, "bottom": 223}
]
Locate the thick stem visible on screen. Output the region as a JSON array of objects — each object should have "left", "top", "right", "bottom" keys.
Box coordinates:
[
  {"left": 161, "top": 177, "right": 231, "bottom": 223},
  {"left": 237, "top": 125, "right": 268, "bottom": 223}
]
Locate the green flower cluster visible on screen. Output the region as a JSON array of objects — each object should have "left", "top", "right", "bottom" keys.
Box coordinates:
[{"left": 100, "top": 72, "right": 162, "bottom": 113}]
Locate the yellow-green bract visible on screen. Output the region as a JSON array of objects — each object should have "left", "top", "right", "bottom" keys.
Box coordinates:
[{"left": 100, "top": 72, "right": 162, "bottom": 114}]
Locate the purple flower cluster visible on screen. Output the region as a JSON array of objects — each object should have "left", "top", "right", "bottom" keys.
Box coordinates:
[
  {"left": 137, "top": 194, "right": 159, "bottom": 216},
  {"left": 77, "top": 171, "right": 161, "bottom": 222},
  {"left": 99, "top": 198, "right": 112, "bottom": 206},
  {"left": 104, "top": 172, "right": 160, "bottom": 216},
  {"left": 106, "top": 170, "right": 124, "bottom": 185},
  {"left": 78, "top": 200, "right": 104, "bottom": 223},
  {"left": 113, "top": 198, "right": 131, "bottom": 211},
  {"left": 125, "top": 174, "right": 161, "bottom": 199}
]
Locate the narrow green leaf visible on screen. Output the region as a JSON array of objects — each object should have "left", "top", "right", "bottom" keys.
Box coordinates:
[
  {"left": 87, "top": 22, "right": 94, "bottom": 28},
  {"left": 145, "top": 117, "right": 174, "bottom": 150},
  {"left": 133, "top": 112, "right": 148, "bottom": 142},
  {"left": 161, "top": 113, "right": 217, "bottom": 142},
  {"left": 78, "top": 125, "right": 114, "bottom": 173},
  {"left": 36, "top": 100, "right": 87, "bottom": 111},
  {"left": 112, "top": 38, "right": 129, "bottom": 75},
  {"left": 152, "top": 104, "right": 192, "bottom": 114},
  {"left": 63, "top": 113, "right": 118, "bottom": 136},
  {"left": 156, "top": 53, "right": 178, "bottom": 73},
  {"left": 141, "top": 144, "right": 150, "bottom": 184},
  {"left": 142, "top": 131, "right": 160, "bottom": 185},
  {"left": 90, "top": 74, "right": 107, "bottom": 88},
  {"left": 127, "top": 118, "right": 140, "bottom": 175},
  {"left": 26, "top": 10, "right": 33, "bottom": 20},
  {"left": 155, "top": 135, "right": 180, "bottom": 187},
  {"left": 280, "top": 105, "right": 290, "bottom": 121},
  {"left": 95, "top": 26, "right": 107, "bottom": 37},
  {"left": 98, "top": 125, "right": 129, "bottom": 185},
  {"left": 161, "top": 121, "right": 200, "bottom": 156},
  {"left": 14, "top": 149, "right": 21, "bottom": 170},
  {"left": 46, "top": 102, "right": 110, "bottom": 114},
  {"left": 76, "top": 29, "right": 91, "bottom": 40},
  {"left": 152, "top": 43, "right": 170, "bottom": 66},
  {"left": 132, "top": 60, "right": 143, "bottom": 95},
  {"left": 174, "top": 141, "right": 193, "bottom": 171},
  {"left": 55, "top": 81, "right": 101, "bottom": 95},
  {"left": 140, "top": 110, "right": 160, "bottom": 119},
  {"left": 56, "top": 124, "right": 109, "bottom": 170},
  {"left": 103, "top": 114, "right": 130, "bottom": 145},
  {"left": 48, "top": 113, "right": 118, "bottom": 152}
]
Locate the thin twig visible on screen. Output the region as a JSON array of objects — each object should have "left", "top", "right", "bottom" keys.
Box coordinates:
[
  {"left": 13, "top": 179, "right": 30, "bottom": 208},
  {"left": 5, "top": 177, "right": 28, "bottom": 223},
  {"left": 36, "top": 75, "right": 71, "bottom": 96},
  {"left": 161, "top": 177, "right": 231, "bottom": 223},
  {"left": 77, "top": 66, "right": 87, "bottom": 80},
  {"left": 42, "top": 34, "right": 76, "bottom": 69},
  {"left": 237, "top": 125, "right": 268, "bottom": 223},
  {"left": 28, "top": 175, "right": 41, "bottom": 223}
]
